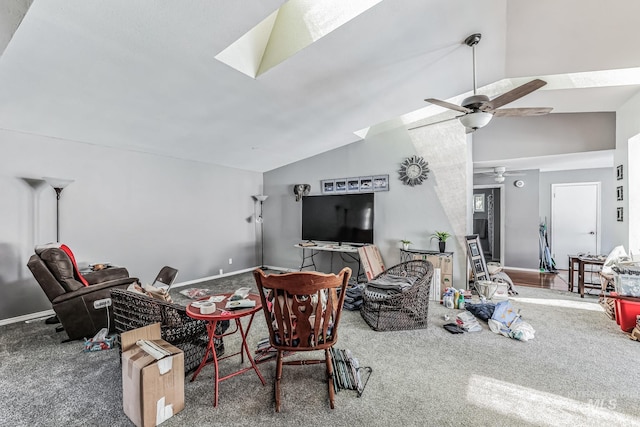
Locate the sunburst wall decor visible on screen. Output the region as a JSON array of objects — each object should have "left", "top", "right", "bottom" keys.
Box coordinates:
[{"left": 398, "top": 155, "right": 429, "bottom": 186}]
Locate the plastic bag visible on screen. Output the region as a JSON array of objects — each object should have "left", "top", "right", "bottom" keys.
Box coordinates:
[
  {"left": 509, "top": 321, "right": 535, "bottom": 341},
  {"left": 602, "top": 245, "right": 629, "bottom": 274}
]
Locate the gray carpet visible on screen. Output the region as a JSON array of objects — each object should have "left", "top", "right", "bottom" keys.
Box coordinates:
[{"left": 1, "top": 272, "right": 639, "bottom": 427}]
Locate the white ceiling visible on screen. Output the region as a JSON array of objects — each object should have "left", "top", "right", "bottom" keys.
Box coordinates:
[{"left": 0, "top": 0, "right": 639, "bottom": 173}]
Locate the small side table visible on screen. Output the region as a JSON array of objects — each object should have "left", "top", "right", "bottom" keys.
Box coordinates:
[{"left": 186, "top": 293, "right": 266, "bottom": 407}]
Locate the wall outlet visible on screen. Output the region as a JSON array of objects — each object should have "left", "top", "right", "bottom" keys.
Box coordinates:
[
  {"left": 93, "top": 298, "right": 112, "bottom": 309},
  {"left": 228, "top": 258, "right": 233, "bottom": 265},
  {"left": 219, "top": 269, "right": 223, "bottom": 275}
]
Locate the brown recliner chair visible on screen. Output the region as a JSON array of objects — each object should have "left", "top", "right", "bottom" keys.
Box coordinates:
[{"left": 27, "top": 245, "right": 138, "bottom": 341}]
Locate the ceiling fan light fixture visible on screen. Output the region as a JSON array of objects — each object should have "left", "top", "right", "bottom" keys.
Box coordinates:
[{"left": 459, "top": 111, "right": 493, "bottom": 130}]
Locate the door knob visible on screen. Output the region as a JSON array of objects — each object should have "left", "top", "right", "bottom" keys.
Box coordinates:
[{"left": 589, "top": 231, "right": 595, "bottom": 235}]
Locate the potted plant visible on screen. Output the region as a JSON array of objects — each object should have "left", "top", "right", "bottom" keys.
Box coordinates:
[
  {"left": 400, "top": 239, "right": 412, "bottom": 251},
  {"left": 430, "top": 231, "right": 451, "bottom": 253}
]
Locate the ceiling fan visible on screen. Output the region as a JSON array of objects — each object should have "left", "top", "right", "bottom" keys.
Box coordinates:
[
  {"left": 474, "top": 166, "right": 525, "bottom": 183},
  {"left": 418, "top": 33, "right": 553, "bottom": 132}
]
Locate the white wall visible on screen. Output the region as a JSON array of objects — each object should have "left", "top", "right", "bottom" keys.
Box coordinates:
[
  {"left": 0, "top": 130, "right": 263, "bottom": 321},
  {"left": 506, "top": 0, "right": 640, "bottom": 77},
  {"left": 615, "top": 90, "right": 640, "bottom": 253}
]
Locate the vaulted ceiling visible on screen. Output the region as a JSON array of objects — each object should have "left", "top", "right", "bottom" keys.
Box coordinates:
[{"left": 1, "top": 0, "right": 639, "bottom": 172}]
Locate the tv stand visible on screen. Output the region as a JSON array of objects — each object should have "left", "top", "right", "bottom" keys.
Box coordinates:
[{"left": 294, "top": 243, "right": 364, "bottom": 281}]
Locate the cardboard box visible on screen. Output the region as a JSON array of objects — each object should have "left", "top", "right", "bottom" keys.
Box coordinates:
[
  {"left": 122, "top": 323, "right": 185, "bottom": 427},
  {"left": 439, "top": 256, "right": 453, "bottom": 275},
  {"left": 358, "top": 245, "right": 385, "bottom": 280}
]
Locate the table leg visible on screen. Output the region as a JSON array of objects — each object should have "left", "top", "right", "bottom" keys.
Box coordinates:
[
  {"left": 237, "top": 314, "right": 266, "bottom": 386},
  {"left": 191, "top": 320, "right": 218, "bottom": 383},
  {"left": 299, "top": 248, "right": 317, "bottom": 271},
  {"left": 568, "top": 256, "right": 574, "bottom": 292},
  {"left": 190, "top": 320, "right": 221, "bottom": 406},
  {"left": 579, "top": 259, "right": 585, "bottom": 298}
]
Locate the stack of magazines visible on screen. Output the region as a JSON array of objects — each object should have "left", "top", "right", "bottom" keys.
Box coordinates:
[{"left": 330, "top": 348, "right": 372, "bottom": 397}]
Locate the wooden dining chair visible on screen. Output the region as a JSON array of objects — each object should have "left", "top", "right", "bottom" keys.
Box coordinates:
[{"left": 253, "top": 267, "right": 351, "bottom": 412}]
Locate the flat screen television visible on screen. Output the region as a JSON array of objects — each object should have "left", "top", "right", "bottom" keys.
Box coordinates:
[{"left": 302, "top": 193, "right": 374, "bottom": 245}]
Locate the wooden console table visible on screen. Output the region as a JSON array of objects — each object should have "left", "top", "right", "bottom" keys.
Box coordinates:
[
  {"left": 400, "top": 248, "right": 454, "bottom": 300},
  {"left": 568, "top": 255, "right": 606, "bottom": 298}
]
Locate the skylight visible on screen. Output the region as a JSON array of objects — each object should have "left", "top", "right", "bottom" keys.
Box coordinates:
[{"left": 215, "top": 0, "right": 383, "bottom": 78}]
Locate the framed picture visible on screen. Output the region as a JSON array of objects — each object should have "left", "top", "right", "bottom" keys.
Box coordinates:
[
  {"left": 617, "top": 165, "right": 623, "bottom": 180},
  {"left": 469, "top": 242, "right": 480, "bottom": 257},
  {"left": 473, "top": 194, "right": 485, "bottom": 212},
  {"left": 334, "top": 179, "right": 347, "bottom": 193},
  {"left": 617, "top": 186, "right": 623, "bottom": 201},
  {"left": 372, "top": 175, "right": 389, "bottom": 192},
  {"left": 347, "top": 178, "right": 360, "bottom": 192},
  {"left": 617, "top": 207, "right": 624, "bottom": 222},
  {"left": 359, "top": 176, "right": 373, "bottom": 192},
  {"left": 321, "top": 180, "right": 335, "bottom": 193}
]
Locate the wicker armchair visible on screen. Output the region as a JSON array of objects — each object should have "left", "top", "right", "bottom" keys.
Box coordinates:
[
  {"left": 110, "top": 289, "right": 227, "bottom": 373},
  {"left": 360, "top": 260, "right": 433, "bottom": 331}
]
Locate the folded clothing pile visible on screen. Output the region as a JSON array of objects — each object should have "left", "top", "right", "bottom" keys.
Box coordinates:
[
  {"left": 456, "top": 311, "right": 482, "bottom": 332},
  {"left": 343, "top": 284, "right": 365, "bottom": 310}
]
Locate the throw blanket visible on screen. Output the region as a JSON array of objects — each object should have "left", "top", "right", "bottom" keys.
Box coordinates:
[{"left": 367, "top": 274, "right": 417, "bottom": 292}]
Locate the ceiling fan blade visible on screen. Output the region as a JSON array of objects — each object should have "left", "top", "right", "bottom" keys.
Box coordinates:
[
  {"left": 407, "top": 115, "right": 462, "bottom": 131},
  {"left": 493, "top": 107, "right": 553, "bottom": 117},
  {"left": 486, "top": 79, "right": 547, "bottom": 110},
  {"left": 425, "top": 98, "right": 472, "bottom": 114}
]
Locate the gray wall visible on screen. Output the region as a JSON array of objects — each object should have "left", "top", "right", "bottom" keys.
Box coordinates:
[
  {"left": 473, "top": 112, "right": 615, "bottom": 163},
  {"left": 0, "top": 130, "right": 263, "bottom": 321},
  {"left": 263, "top": 128, "right": 468, "bottom": 287},
  {"left": 539, "top": 167, "right": 615, "bottom": 256},
  {"left": 474, "top": 171, "right": 540, "bottom": 269}
]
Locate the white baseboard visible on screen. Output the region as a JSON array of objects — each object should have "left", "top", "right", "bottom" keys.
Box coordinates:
[
  {"left": 503, "top": 266, "right": 546, "bottom": 272},
  {"left": 0, "top": 309, "right": 55, "bottom": 327},
  {"left": 3, "top": 266, "right": 298, "bottom": 325}
]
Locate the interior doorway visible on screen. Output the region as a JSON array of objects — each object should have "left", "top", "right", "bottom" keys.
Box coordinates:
[
  {"left": 551, "top": 182, "right": 601, "bottom": 270},
  {"left": 473, "top": 185, "right": 504, "bottom": 265}
]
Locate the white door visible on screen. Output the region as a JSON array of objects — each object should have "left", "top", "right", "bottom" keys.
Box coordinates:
[{"left": 551, "top": 183, "right": 600, "bottom": 270}]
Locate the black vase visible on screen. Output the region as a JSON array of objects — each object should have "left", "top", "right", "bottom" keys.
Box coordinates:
[{"left": 438, "top": 241, "right": 446, "bottom": 253}]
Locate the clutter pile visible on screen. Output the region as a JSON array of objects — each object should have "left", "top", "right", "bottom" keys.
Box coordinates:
[
  {"left": 83, "top": 327, "right": 116, "bottom": 352},
  {"left": 127, "top": 282, "right": 173, "bottom": 303},
  {"left": 442, "top": 299, "right": 535, "bottom": 341},
  {"left": 329, "top": 347, "right": 372, "bottom": 397},
  {"left": 630, "top": 316, "right": 640, "bottom": 342},
  {"left": 600, "top": 246, "right": 640, "bottom": 334},
  {"left": 343, "top": 284, "right": 365, "bottom": 310},
  {"left": 456, "top": 311, "right": 482, "bottom": 332},
  {"left": 442, "top": 287, "right": 471, "bottom": 310}
]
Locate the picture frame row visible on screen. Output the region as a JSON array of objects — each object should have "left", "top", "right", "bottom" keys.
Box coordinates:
[{"left": 321, "top": 175, "right": 389, "bottom": 194}]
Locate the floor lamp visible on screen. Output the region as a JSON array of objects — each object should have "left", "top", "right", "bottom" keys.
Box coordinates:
[
  {"left": 43, "top": 177, "right": 74, "bottom": 243},
  {"left": 253, "top": 195, "right": 268, "bottom": 269}
]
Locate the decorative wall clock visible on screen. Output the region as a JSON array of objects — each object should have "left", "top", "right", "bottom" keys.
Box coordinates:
[{"left": 398, "top": 155, "right": 429, "bottom": 186}]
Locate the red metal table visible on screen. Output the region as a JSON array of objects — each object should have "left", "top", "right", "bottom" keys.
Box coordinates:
[{"left": 186, "top": 293, "right": 266, "bottom": 407}]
